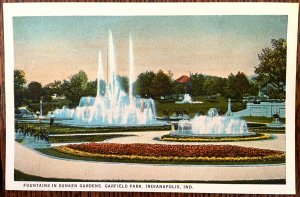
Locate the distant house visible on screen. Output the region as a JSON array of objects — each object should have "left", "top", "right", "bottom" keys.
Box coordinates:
[
  {"left": 175, "top": 75, "right": 191, "bottom": 83},
  {"left": 171, "top": 75, "right": 192, "bottom": 100},
  {"left": 51, "top": 93, "right": 66, "bottom": 100}
]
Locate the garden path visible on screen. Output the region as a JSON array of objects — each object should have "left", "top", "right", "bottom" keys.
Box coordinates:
[{"left": 15, "top": 142, "right": 285, "bottom": 181}]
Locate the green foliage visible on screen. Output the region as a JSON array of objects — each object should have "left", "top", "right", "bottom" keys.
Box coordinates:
[
  {"left": 84, "top": 80, "right": 97, "bottom": 97},
  {"left": 190, "top": 73, "right": 228, "bottom": 97},
  {"left": 241, "top": 116, "right": 285, "bottom": 124},
  {"left": 136, "top": 71, "right": 156, "bottom": 98},
  {"left": 156, "top": 97, "right": 246, "bottom": 117},
  {"left": 48, "top": 134, "right": 133, "bottom": 143},
  {"left": 14, "top": 69, "right": 27, "bottom": 107},
  {"left": 172, "top": 81, "right": 185, "bottom": 95},
  {"left": 227, "top": 72, "right": 251, "bottom": 99},
  {"left": 17, "top": 123, "right": 171, "bottom": 135},
  {"left": 62, "top": 70, "right": 88, "bottom": 106},
  {"left": 27, "top": 99, "right": 70, "bottom": 114},
  {"left": 249, "top": 127, "right": 285, "bottom": 134},
  {"left": 16, "top": 123, "right": 48, "bottom": 141},
  {"left": 190, "top": 73, "right": 205, "bottom": 96},
  {"left": 255, "top": 38, "right": 287, "bottom": 99},
  {"left": 152, "top": 70, "right": 173, "bottom": 98},
  {"left": 42, "top": 86, "right": 53, "bottom": 102},
  {"left": 14, "top": 169, "right": 285, "bottom": 183},
  {"left": 28, "top": 81, "right": 43, "bottom": 102}
]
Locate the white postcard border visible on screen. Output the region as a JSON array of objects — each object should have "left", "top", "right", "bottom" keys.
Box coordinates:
[{"left": 3, "top": 2, "right": 299, "bottom": 194}]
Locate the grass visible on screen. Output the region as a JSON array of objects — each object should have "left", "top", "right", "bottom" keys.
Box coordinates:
[
  {"left": 48, "top": 125, "right": 171, "bottom": 135},
  {"left": 160, "top": 133, "right": 272, "bottom": 142},
  {"left": 155, "top": 97, "right": 246, "bottom": 117},
  {"left": 48, "top": 134, "right": 134, "bottom": 143},
  {"left": 17, "top": 123, "right": 171, "bottom": 135},
  {"left": 249, "top": 127, "right": 285, "bottom": 134},
  {"left": 15, "top": 170, "right": 84, "bottom": 182},
  {"left": 15, "top": 139, "right": 23, "bottom": 143},
  {"left": 241, "top": 116, "right": 286, "bottom": 124},
  {"left": 14, "top": 170, "right": 285, "bottom": 184}
]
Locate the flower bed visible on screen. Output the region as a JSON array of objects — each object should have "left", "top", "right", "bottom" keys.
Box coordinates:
[
  {"left": 54, "top": 143, "right": 285, "bottom": 164},
  {"left": 160, "top": 133, "right": 271, "bottom": 142}
]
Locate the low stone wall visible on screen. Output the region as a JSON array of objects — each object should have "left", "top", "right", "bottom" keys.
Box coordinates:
[{"left": 233, "top": 102, "right": 285, "bottom": 118}]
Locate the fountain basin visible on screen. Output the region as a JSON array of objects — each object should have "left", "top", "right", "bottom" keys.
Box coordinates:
[
  {"left": 169, "top": 131, "right": 257, "bottom": 138},
  {"left": 54, "top": 121, "right": 170, "bottom": 129}
]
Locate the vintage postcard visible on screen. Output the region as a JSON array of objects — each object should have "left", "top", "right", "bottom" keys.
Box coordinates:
[{"left": 3, "top": 3, "right": 298, "bottom": 194}]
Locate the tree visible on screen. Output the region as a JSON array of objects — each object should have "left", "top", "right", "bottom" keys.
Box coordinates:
[
  {"left": 42, "top": 86, "right": 53, "bottom": 102},
  {"left": 254, "top": 38, "right": 287, "bottom": 99},
  {"left": 84, "top": 80, "right": 97, "bottom": 97},
  {"left": 136, "top": 71, "right": 156, "bottom": 98},
  {"left": 84, "top": 80, "right": 106, "bottom": 97},
  {"left": 14, "top": 69, "right": 27, "bottom": 107},
  {"left": 226, "top": 72, "right": 251, "bottom": 99},
  {"left": 28, "top": 81, "right": 43, "bottom": 101},
  {"left": 172, "top": 81, "right": 185, "bottom": 95},
  {"left": 190, "top": 73, "right": 205, "bottom": 97},
  {"left": 248, "top": 79, "right": 259, "bottom": 97},
  {"left": 152, "top": 70, "right": 173, "bottom": 98},
  {"left": 63, "top": 70, "right": 88, "bottom": 106},
  {"left": 214, "top": 77, "right": 228, "bottom": 96},
  {"left": 47, "top": 80, "right": 63, "bottom": 96},
  {"left": 203, "top": 77, "right": 219, "bottom": 96}
]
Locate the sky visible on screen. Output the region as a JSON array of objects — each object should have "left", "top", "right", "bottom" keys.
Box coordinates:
[{"left": 13, "top": 15, "right": 287, "bottom": 85}]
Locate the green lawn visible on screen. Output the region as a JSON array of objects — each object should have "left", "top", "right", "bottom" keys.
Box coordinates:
[
  {"left": 241, "top": 116, "right": 286, "bottom": 124},
  {"left": 17, "top": 123, "right": 171, "bottom": 135},
  {"left": 156, "top": 97, "right": 246, "bottom": 117},
  {"left": 48, "top": 134, "right": 134, "bottom": 143},
  {"left": 14, "top": 170, "right": 285, "bottom": 184}
]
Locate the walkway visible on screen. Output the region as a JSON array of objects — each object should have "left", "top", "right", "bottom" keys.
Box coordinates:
[{"left": 15, "top": 141, "right": 285, "bottom": 181}]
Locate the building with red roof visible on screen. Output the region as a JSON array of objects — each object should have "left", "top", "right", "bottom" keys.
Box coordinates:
[{"left": 175, "top": 75, "right": 191, "bottom": 83}]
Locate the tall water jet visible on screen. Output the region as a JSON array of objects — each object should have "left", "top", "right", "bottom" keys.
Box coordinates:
[
  {"left": 129, "top": 35, "right": 134, "bottom": 103},
  {"left": 96, "top": 51, "right": 104, "bottom": 97},
  {"left": 52, "top": 32, "right": 160, "bottom": 127},
  {"left": 108, "top": 30, "right": 118, "bottom": 106}
]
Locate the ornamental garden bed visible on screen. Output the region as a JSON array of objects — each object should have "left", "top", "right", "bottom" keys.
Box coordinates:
[
  {"left": 16, "top": 123, "right": 171, "bottom": 135},
  {"left": 160, "top": 133, "right": 271, "bottom": 142},
  {"left": 53, "top": 143, "right": 285, "bottom": 165},
  {"left": 48, "top": 134, "right": 134, "bottom": 143}
]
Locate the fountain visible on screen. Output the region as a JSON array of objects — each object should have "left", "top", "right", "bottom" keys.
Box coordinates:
[
  {"left": 171, "top": 100, "right": 255, "bottom": 137},
  {"left": 52, "top": 32, "right": 160, "bottom": 127},
  {"left": 175, "top": 94, "right": 203, "bottom": 104}
]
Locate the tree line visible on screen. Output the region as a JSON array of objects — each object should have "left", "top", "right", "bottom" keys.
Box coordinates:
[{"left": 14, "top": 38, "right": 286, "bottom": 108}]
